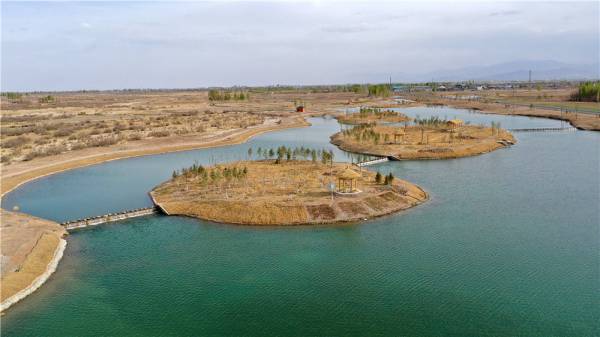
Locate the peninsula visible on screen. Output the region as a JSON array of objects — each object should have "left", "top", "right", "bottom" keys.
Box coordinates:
[
  {"left": 150, "top": 155, "right": 427, "bottom": 225},
  {"left": 0, "top": 210, "right": 67, "bottom": 312},
  {"left": 331, "top": 118, "right": 516, "bottom": 160}
]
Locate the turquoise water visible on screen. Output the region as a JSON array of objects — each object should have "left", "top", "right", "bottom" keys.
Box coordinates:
[{"left": 2, "top": 108, "right": 599, "bottom": 336}]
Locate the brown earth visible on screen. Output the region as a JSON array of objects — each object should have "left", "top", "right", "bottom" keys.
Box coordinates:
[
  {"left": 0, "top": 210, "right": 67, "bottom": 305},
  {"left": 150, "top": 160, "right": 427, "bottom": 225},
  {"left": 331, "top": 124, "right": 515, "bottom": 160}
]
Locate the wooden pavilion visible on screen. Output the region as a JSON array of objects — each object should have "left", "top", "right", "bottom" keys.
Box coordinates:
[
  {"left": 393, "top": 129, "right": 405, "bottom": 144},
  {"left": 336, "top": 168, "right": 362, "bottom": 193}
]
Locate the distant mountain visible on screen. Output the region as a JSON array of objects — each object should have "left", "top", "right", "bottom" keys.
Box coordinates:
[
  {"left": 418, "top": 60, "right": 599, "bottom": 82},
  {"left": 371, "top": 60, "right": 598, "bottom": 83}
]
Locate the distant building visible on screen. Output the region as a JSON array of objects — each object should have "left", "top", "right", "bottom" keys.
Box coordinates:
[
  {"left": 392, "top": 85, "right": 409, "bottom": 92},
  {"left": 410, "top": 85, "right": 433, "bottom": 92}
]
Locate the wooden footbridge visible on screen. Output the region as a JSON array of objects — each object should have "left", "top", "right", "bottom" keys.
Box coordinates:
[
  {"left": 356, "top": 157, "right": 390, "bottom": 167},
  {"left": 507, "top": 127, "right": 575, "bottom": 133},
  {"left": 61, "top": 207, "right": 158, "bottom": 231}
]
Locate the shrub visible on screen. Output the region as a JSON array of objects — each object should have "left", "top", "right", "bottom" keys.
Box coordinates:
[
  {"left": 127, "top": 133, "right": 142, "bottom": 141},
  {"left": 38, "top": 95, "right": 55, "bottom": 103},
  {"left": 53, "top": 126, "right": 75, "bottom": 137},
  {"left": 86, "top": 136, "right": 119, "bottom": 147},
  {"left": 2, "top": 136, "right": 30, "bottom": 148},
  {"left": 148, "top": 130, "right": 170, "bottom": 138},
  {"left": 1, "top": 154, "right": 12, "bottom": 163}
]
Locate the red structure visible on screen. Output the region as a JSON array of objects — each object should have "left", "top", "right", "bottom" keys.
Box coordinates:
[{"left": 296, "top": 106, "right": 305, "bottom": 112}]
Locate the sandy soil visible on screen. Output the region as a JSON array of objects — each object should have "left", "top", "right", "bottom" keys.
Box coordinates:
[
  {"left": 331, "top": 124, "right": 515, "bottom": 160},
  {"left": 151, "top": 160, "right": 427, "bottom": 225},
  {"left": 0, "top": 210, "right": 67, "bottom": 310}
]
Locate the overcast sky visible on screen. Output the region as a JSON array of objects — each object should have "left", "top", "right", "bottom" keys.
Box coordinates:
[{"left": 1, "top": 1, "right": 598, "bottom": 91}]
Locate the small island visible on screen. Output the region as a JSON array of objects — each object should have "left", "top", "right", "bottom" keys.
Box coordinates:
[
  {"left": 331, "top": 118, "right": 516, "bottom": 160},
  {"left": 150, "top": 149, "right": 427, "bottom": 225},
  {"left": 336, "top": 107, "right": 411, "bottom": 125}
]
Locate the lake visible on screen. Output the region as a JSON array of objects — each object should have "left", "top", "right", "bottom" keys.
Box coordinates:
[{"left": 2, "top": 107, "right": 598, "bottom": 336}]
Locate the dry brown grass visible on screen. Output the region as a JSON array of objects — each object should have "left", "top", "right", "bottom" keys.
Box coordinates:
[
  {"left": 151, "top": 160, "right": 427, "bottom": 225},
  {"left": 331, "top": 124, "right": 515, "bottom": 159},
  {"left": 0, "top": 210, "right": 67, "bottom": 303},
  {"left": 0, "top": 89, "right": 388, "bottom": 166}
]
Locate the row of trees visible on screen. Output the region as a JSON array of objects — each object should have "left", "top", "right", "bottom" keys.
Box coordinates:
[
  {"left": 356, "top": 107, "right": 399, "bottom": 119},
  {"left": 490, "top": 121, "right": 502, "bottom": 135},
  {"left": 367, "top": 84, "right": 392, "bottom": 98},
  {"left": 208, "top": 90, "right": 250, "bottom": 101},
  {"left": 1, "top": 92, "right": 23, "bottom": 100},
  {"left": 375, "top": 172, "right": 395, "bottom": 185},
  {"left": 342, "top": 124, "right": 386, "bottom": 144},
  {"left": 413, "top": 116, "right": 449, "bottom": 128},
  {"left": 172, "top": 163, "right": 248, "bottom": 184},
  {"left": 247, "top": 146, "right": 335, "bottom": 165},
  {"left": 570, "top": 82, "right": 600, "bottom": 102}
]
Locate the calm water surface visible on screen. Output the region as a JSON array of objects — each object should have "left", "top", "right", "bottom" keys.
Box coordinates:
[{"left": 2, "top": 107, "right": 599, "bottom": 336}]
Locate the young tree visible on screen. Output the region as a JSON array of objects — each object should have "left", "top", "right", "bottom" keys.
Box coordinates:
[
  {"left": 375, "top": 171, "right": 383, "bottom": 184},
  {"left": 386, "top": 172, "right": 394, "bottom": 185}
]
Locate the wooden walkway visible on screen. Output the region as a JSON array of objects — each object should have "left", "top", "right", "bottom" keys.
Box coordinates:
[
  {"left": 356, "top": 157, "right": 389, "bottom": 167},
  {"left": 508, "top": 127, "right": 575, "bottom": 132},
  {"left": 61, "top": 207, "right": 158, "bottom": 231}
]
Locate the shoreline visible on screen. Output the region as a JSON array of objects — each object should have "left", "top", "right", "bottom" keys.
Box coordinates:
[
  {"left": 0, "top": 117, "right": 307, "bottom": 313},
  {"left": 0, "top": 238, "right": 67, "bottom": 313},
  {"left": 153, "top": 183, "right": 429, "bottom": 227},
  {"left": 422, "top": 99, "right": 600, "bottom": 131},
  {"left": 331, "top": 136, "right": 514, "bottom": 160},
  {"left": 0, "top": 103, "right": 576, "bottom": 314},
  {"left": 1, "top": 117, "right": 309, "bottom": 198},
  {"left": 330, "top": 125, "right": 516, "bottom": 160},
  {"left": 150, "top": 161, "right": 429, "bottom": 226}
]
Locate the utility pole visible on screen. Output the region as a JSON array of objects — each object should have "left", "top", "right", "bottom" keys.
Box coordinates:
[{"left": 528, "top": 70, "right": 532, "bottom": 90}]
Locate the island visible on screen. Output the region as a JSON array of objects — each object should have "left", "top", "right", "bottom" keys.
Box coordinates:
[
  {"left": 150, "top": 155, "right": 427, "bottom": 225},
  {"left": 336, "top": 107, "right": 411, "bottom": 125},
  {"left": 331, "top": 118, "right": 516, "bottom": 160}
]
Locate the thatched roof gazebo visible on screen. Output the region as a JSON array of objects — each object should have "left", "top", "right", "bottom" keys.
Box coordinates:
[
  {"left": 393, "top": 129, "right": 405, "bottom": 144},
  {"left": 446, "top": 119, "right": 464, "bottom": 129},
  {"left": 336, "top": 168, "right": 362, "bottom": 193}
]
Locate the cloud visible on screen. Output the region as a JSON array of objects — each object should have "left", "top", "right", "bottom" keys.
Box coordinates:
[
  {"left": 489, "top": 10, "right": 520, "bottom": 17},
  {"left": 321, "top": 23, "right": 376, "bottom": 34},
  {"left": 80, "top": 22, "right": 92, "bottom": 29}
]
